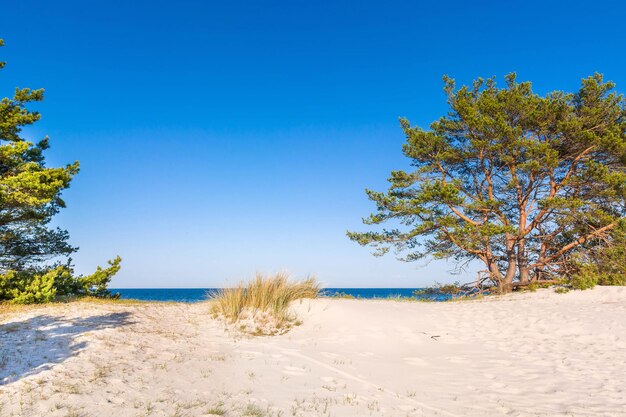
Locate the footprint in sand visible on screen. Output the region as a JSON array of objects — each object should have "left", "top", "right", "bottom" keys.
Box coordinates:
[
  {"left": 445, "top": 356, "right": 468, "bottom": 364},
  {"left": 283, "top": 366, "right": 308, "bottom": 376},
  {"left": 397, "top": 405, "right": 417, "bottom": 412},
  {"left": 235, "top": 350, "right": 263, "bottom": 359},
  {"left": 403, "top": 357, "right": 428, "bottom": 366},
  {"left": 488, "top": 359, "right": 513, "bottom": 366},
  {"left": 320, "top": 376, "right": 346, "bottom": 385}
]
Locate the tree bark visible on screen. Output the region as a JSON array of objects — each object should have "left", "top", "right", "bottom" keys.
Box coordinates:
[
  {"left": 517, "top": 239, "right": 530, "bottom": 285},
  {"left": 501, "top": 237, "right": 517, "bottom": 292},
  {"left": 485, "top": 256, "right": 503, "bottom": 286}
]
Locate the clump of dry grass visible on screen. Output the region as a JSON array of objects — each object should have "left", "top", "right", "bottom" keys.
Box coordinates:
[{"left": 209, "top": 273, "right": 319, "bottom": 335}]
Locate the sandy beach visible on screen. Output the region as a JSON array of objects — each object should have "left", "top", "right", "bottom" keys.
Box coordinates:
[{"left": 1, "top": 287, "right": 624, "bottom": 417}]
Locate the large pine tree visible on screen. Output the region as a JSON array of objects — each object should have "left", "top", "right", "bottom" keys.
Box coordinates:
[{"left": 349, "top": 73, "right": 626, "bottom": 291}]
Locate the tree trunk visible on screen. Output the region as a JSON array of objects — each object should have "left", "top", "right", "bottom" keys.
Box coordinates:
[
  {"left": 485, "top": 257, "right": 504, "bottom": 288},
  {"left": 501, "top": 238, "right": 517, "bottom": 293},
  {"left": 517, "top": 239, "right": 530, "bottom": 285}
]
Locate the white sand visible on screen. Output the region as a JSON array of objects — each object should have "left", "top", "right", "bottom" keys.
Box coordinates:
[{"left": 1, "top": 287, "right": 625, "bottom": 416}]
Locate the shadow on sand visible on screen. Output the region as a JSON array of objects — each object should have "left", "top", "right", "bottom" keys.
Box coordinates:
[{"left": 0, "top": 311, "right": 133, "bottom": 385}]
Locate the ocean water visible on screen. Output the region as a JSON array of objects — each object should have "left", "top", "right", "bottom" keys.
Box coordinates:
[{"left": 110, "top": 288, "right": 451, "bottom": 302}]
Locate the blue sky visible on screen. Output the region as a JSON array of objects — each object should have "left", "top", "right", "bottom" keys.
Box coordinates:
[{"left": 1, "top": 1, "right": 625, "bottom": 288}]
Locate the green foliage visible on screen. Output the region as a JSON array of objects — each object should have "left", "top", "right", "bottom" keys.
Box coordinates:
[
  {"left": 414, "top": 281, "right": 463, "bottom": 296},
  {"left": 0, "top": 38, "right": 78, "bottom": 270},
  {"left": 327, "top": 291, "right": 357, "bottom": 299},
  {"left": 593, "top": 227, "right": 626, "bottom": 286},
  {"left": 568, "top": 268, "right": 600, "bottom": 290},
  {"left": 567, "top": 224, "right": 626, "bottom": 289},
  {"left": 78, "top": 256, "right": 122, "bottom": 298},
  {"left": 0, "top": 39, "right": 122, "bottom": 303},
  {"left": 0, "top": 268, "right": 56, "bottom": 304},
  {"left": 435, "top": 282, "right": 463, "bottom": 295},
  {"left": 349, "top": 72, "right": 626, "bottom": 291},
  {"left": 0, "top": 257, "right": 122, "bottom": 304}
]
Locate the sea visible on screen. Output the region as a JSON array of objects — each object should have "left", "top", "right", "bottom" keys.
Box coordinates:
[{"left": 109, "top": 288, "right": 452, "bottom": 302}]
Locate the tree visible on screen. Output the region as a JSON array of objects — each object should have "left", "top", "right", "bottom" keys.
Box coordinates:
[
  {"left": 348, "top": 73, "right": 626, "bottom": 292},
  {"left": 0, "top": 38, "right": 79, "bottom": 270},
  {"left": 0, "top": 39, "right": 121, "bottom": 303}
]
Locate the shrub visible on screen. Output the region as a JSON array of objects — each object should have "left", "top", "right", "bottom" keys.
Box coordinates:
[
  {"left": 76, "top": 256, "right": 122, "bottom": 298},
  {"left": 210, "top": 273, "right": 319, "bottom": 335},
  {"left": 0, "top": 269, "right": 57, "bottom": 304},
  {"left": 569, "top": 267, "right": 625, "bottom": 290},
  {"left": 569, "top": 267, "right": 600, "bottom": 290},
  {"left": 0, "top": 257, "right": 122, "bottom": 304},
  {"left": 327, "top": 291, "right": 356, "bottom": 299},
  {"left": 566, "top": 223, "right": 626, "bottom": 290}
]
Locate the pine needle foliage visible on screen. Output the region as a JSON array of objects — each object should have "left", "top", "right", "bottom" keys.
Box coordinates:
[
  {"left": 0, "top": 39, "right": 122, "bottom": 303},
  {"left": 349, "top": 73, "right": 626, "bottom": 292}
]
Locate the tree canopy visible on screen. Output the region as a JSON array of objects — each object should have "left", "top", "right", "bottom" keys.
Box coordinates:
[
  {"left": 0, "top": 38, "right": 79, "bottom": 270},
  {"left": 348, "top": 73, "right": 626, "bottom": 291},
  {"left": 0, "top": 39, "right": 121, "bottom": 303}
]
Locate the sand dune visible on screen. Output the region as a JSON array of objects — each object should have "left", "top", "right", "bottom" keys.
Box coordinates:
[{"left": 1, "top": 287, "right": 625, "bottom": 416}]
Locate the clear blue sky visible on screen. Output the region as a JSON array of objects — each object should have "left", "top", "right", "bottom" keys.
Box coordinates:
[{"left": 1, "top": 1, "right": 624, "bottom": 288}]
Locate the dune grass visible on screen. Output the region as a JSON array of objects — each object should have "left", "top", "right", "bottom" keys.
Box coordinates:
[{"left": 209, "top": 273, "right": 319, "bottom": 334}]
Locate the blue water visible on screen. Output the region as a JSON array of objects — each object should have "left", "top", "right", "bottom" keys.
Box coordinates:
[
  {"left": 110, "top": 288, "right": 450, "bottom": 302},
  {"left": 110, "top": 288, "right": 213, "bottom": 302}
]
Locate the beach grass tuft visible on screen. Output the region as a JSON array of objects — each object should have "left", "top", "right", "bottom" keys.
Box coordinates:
[{"left": 209, "top": 273, "right": 319, "bottom": 334}]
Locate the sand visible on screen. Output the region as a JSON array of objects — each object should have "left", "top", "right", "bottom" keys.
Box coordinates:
[{"left": 1, "top": 287, "right": 624, "bottom": 417}]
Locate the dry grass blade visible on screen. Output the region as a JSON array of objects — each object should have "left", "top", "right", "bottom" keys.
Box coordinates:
[{"left": 209, "top": 273, "right": 319, "bottom": 334}]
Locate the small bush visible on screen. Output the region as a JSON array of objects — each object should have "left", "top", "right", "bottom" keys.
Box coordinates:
[
  {"left": 598, "top": 273, "right": 626, "bottom": 286},
  {"left": 569, "top": 267, "right": 600, "bottom": 290},
  {"left": 0, "top": 269, "right": 57, "bottom": 304},
  {"left": 0, "top": 257, "right": 122, "bottom": 304},
  {"left": 554, "top": 287, "right": 570, "bottom": 294},
  {"left": 209, "top": 273, "right": 319, "bottom": 335},
  {"left": 566, "top": 224, "right": 626, "bottom": 289},
  {"left": 327, "top": 291, "right": 356, "bottom": 299}
]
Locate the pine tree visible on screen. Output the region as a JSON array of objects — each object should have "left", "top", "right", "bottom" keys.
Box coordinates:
[
  {"left": 0, "top": 39, "right": 121, "bottom": 303},
  {"left": 348, "top": 73, "right": 626, "bottom": 292},
  {"left": 0, "top": 38, "right": 79, "bottom": 271}
]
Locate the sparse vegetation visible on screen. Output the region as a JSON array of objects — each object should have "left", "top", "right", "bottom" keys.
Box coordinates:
[
  {"left": 241, "top": 403, "right": 266, "bottom": 417},
  {"left": 209, "top": 273, "right": 319, "bottom": 335},
  {"left": 205, "top": 405, "right": 226, "bottom": 416},
  {"left": 564, "top": 223, "right": 626, "bottom": 290},
  {"left": 326, "top": 291, "right": 357, "bottom": 299}
]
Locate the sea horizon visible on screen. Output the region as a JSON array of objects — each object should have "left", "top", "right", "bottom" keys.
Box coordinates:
[{"left": 109, "top": 287, "right": 437, "bottom": 302}]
